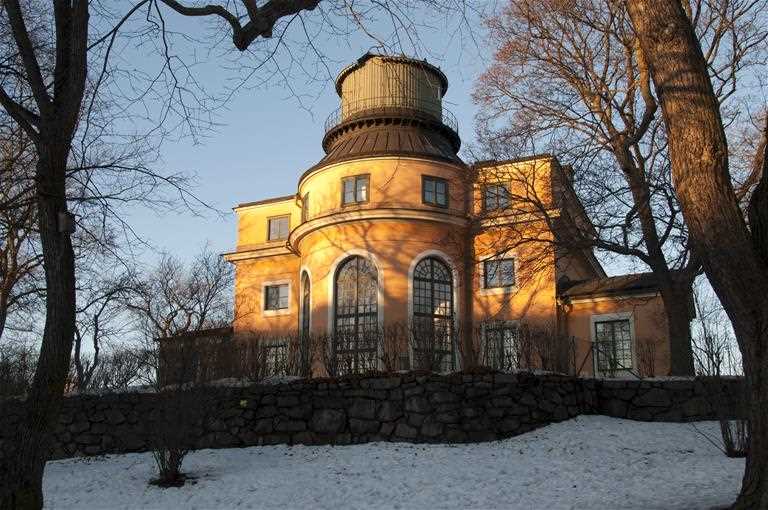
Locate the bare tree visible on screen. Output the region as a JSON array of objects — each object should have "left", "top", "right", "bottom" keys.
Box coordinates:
[
  {"left": 474, "top": 0, "right": 767, "bottom": 376},
  {"left": 624, "top": 2, "right": 768, "bottom": 507},
  {"left": 71, "top": 272, "right": 134, "bottom": 392},
  {"left": 0, "top": 126, "right": 42, "bottom": 343},
  {"left": 0, "top": 0, "right": 477, "bottom": 504},
  {"left": 125, "top": 246, "right": 234, "bottom": 386}
]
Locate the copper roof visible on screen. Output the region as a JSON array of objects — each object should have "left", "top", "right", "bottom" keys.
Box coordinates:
[
  {"left": 559, "top": 273, "right": 661, "bottom": 298},
  {"left": 305, "top": 117, "right": 464, "bottom": 177}
]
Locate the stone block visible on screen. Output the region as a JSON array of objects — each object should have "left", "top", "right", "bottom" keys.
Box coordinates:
[
  {"left": 348, "top": 399, "right": 378, "bottom": 420},
  {"left": 311, "top": 409, "right": 346, "bottom": 434}
]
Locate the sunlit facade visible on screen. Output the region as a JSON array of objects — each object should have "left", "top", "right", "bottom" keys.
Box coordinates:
[{"left": 223, "top": 54, "right": 686, "bottom": 377}]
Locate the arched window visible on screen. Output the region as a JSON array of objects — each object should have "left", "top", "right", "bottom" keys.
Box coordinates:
[
  {"left": 300, "top": 272, "right": 311, "bottom": 338},
  {"left": 412, "top": 256, "right": 455, "bottom": 372},
  {"left": 334, "top": 256, "right": 379, "bottom": 375},
  {"left": 298, "top": 271, "right": 311, "bottom": 373}
]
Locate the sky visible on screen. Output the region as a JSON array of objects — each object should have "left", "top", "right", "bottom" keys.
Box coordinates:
[{"left": 118, "top": 5, "right": 493, "bottom": 266}]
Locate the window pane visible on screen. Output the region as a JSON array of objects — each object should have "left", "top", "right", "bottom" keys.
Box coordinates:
[
  {"left": 268, "top": 217, "right": 289, "bottom": 240},
  {"left": 424, "top": 178, "right": 435, "bottom": 204},
  {"left": 435, "top": 180, "right": 447, "bottom": 206},
  {"left": 265, "top": 284, "right": 289, "bottom": 310},
  {"left": 343, "top": 178, "right": 355, "bottom": 204},
  {"left": 334, "top": 256, "right": 378, "bottom": 375},
  {"left": 412, "top": 257, "right": 455, "bottom": 372},
  {"left": 356, "top": 176, "right": 369, "bottom": 202},
  {"left": 484, "top": 259, "right": 515, "bottom": 288},
  {"left": 484, "top": 184, "right": 510, "bottom": 211},
  {"left": 302, "top": 193, "right": 309, "bottom": 222},
  {"left": 594, "top": 319, "right": 632, "bottom": 375}
]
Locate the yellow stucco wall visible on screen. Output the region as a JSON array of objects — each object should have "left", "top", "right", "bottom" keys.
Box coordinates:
[{"left": 564, "top": 294, "right": 671, "bottom": 376}]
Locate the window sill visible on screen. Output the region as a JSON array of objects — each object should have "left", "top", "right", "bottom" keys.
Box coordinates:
[
  {"left": 479, "top": 285, "right": 518, "bottom": 296},
  {"left": 263, "top": 308, "right": 292, "bottom": 317}
]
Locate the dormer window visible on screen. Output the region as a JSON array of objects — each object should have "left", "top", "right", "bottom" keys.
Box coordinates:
[
  {"left": 268, "top": 215, "right": 290, "bottom": 241},
  {"left": 342, "top": 175, "right": 369, "bottom": 205},
  {"left": 483, "top": 183, "right": 511, "bottom": 211}
]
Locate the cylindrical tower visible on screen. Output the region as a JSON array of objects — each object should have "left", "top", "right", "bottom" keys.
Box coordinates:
[
  {"left": 290, "top": 53, "right": 468, "bottom": 373},
  {"left": 337, "top": 54, "right": 448, "bottom": 121}
]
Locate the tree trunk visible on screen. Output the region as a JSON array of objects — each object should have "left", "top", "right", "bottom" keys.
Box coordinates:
[
  {"left": 658, "top": 280, "right": 695, "bottom": 376},
  {"left": 626, "top": 1, "right": 768, "bottom": 507},
  {"left": 0, "top": 152, "right": 76, "bottom": 510}
]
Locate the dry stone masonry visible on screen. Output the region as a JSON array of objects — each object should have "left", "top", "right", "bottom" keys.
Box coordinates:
[{"left": 0, "top": 373, "right": 744, "bottom": 460}]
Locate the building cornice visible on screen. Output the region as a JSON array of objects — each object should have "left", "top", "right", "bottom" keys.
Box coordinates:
[
  {"left": 297, "top": 155, "right": 468, "bottom": 191},
  {"left": 222, "top": 244, "right": 295, "bottom": 262},
  {"left": 289, "top": 207, "right": 469, "bottom": 247}
]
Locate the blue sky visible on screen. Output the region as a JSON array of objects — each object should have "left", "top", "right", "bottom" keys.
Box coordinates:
[{"left": 120, "top": 8, "right": 492, "bottom": 265}]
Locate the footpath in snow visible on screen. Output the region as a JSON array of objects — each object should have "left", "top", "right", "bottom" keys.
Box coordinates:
[{"left": 44, "top": 415, "right": 744, "bottom": 509}]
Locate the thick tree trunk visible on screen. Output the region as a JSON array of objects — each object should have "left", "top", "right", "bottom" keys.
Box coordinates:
[
  {"left": 0, "top": 152, "right": 76, "bottom": 510},
  {"left": 658, "top": 280, "right": 695, "bottom": 376},
  {"left": 626, "top": 1, "right": 768, "bottom": 507}
]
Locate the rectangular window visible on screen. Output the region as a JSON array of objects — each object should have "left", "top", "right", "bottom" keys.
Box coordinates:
[
  {"left": 342, "top": 175, "right": 369, "bottom": 205},
  {"left": 594, "top": 319, "right": 633, "bottom": 376},
  {"left": 483, "top": 322, "right": 519, "bottom": 371},
  {"left": 422, "top": 176, "right": 449, "bottom": 207},
  {"left": 264, "top": 284, "right": 289, "bottom": 310},
  {"left": 268, "top": 215, "right": 290, "bottom": 241},
  {"left": 483, "top": 183, "right": 511, "bottom": 211},
  {"left": 483, "top": 258, "right": 516, "bottom": 288},
  {"left": 301, "top": 193, "right": 309, "bottom": 223}
]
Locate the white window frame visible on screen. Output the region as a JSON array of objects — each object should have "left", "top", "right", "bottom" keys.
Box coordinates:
[
  {"left": 479, "top": 255, "right": 518, "bottom": 295},
  {"left": 262, "top": 280, "right": 292, "bottom": 316},
  {"left": 590, "top": 312, "right": 636, "bottom": 377},
  {"left": 267, "top": 215, "right": 290, "bottom": 241}
]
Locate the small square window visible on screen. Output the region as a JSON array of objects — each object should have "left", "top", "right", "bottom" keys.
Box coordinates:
[
  {"left": 264, "top": 284, "right": 289, "bottom": 310},
  {"left": 483, "top": 259, "right": 515, "bottom": 288},
  {"left": 342, "top": 175, "right": 369, "bottom": 205},
  {"left": 268, "top": 216, "right": 289, "bottom": 241},
  {"left": 483, "top": 183, "right": 511, "bottom": 211},
  {"left": 423, "top": 176, "right": 448, "bottom": 207}
]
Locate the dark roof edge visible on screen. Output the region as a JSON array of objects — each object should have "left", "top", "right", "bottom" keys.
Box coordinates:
[
  {"left": 235, "top": 194, "right": 296, "bottom": 209},
  {"left": 471, "top": 154, "right": 555, "bottom": 170},
  {"left": 335, "top": 53, "right": 449, "bottom": 97}
]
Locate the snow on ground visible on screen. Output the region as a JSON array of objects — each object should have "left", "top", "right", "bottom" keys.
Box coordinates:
[{"left": 44, "top": 416, "right": 743, "bottom": 510}]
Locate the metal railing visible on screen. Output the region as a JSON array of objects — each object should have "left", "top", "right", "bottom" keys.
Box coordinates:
[{"left": 323, "top": 96, "right": 458, "bottom": 134}]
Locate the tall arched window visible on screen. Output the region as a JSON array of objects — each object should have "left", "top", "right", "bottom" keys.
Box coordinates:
[
  {"left": 334, "top": 256, "right": 379, "bottom": 374},
  {"left": 299, "top": 271, "right": 311, "bottom": 373},
  {"left": 412, "top": 256, "right": 455, "bottom": 372},
  {"left": 300, "top": 272, "right": 311, "bottom": 338}
]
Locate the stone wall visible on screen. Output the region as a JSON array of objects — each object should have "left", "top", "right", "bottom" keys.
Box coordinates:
[{"left": 0, "top": 373, "right": 745, "bottom": 460}]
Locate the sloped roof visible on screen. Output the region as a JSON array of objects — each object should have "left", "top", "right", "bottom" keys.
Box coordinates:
[
  {"left": 310, "top": 121, "right": 463, "bottom": 174},
  {"left": 559, "top": 272, "right": 661, "bottom": 298}
]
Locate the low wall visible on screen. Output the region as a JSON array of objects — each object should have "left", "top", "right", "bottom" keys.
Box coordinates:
[{"left": 0, "top": 373, "right": 745, "bottom": 460}]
